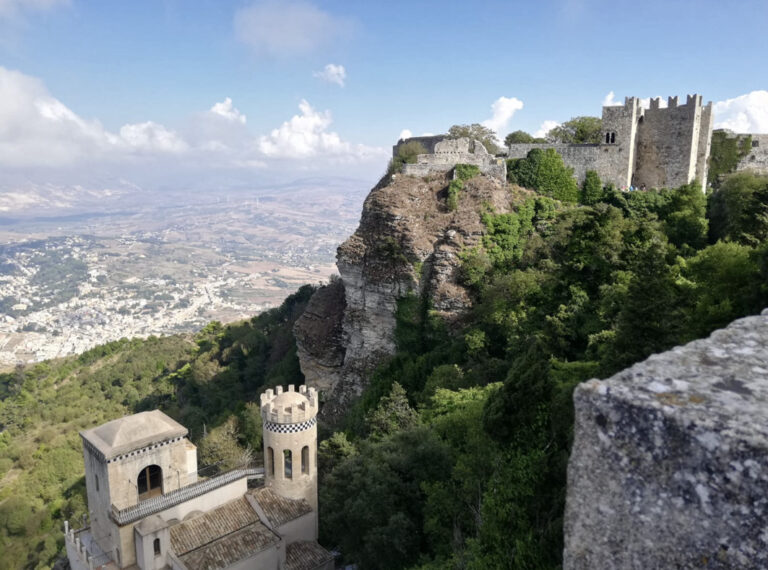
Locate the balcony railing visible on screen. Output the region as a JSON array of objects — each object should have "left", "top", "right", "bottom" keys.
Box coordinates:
[{"left": 110, "top": 466, "right": 263, "bottom": 525}]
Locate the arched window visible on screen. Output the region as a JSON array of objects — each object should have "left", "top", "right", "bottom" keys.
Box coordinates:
[
  {"left": 301, "top": 446, "right": 309, "bottom": 475},
  {"left": 137, "top": 465, "right": 163, "bottom": 501},
  {"left": 610, "top": 132, "right": 616, "bottom": 144},
  {"left": 267, "top": 447, "right": 274, "bottom": 476},
  {"left": 606, "top": 132, "right": 610, "bottom": 144},
  {"left": 153, "top": 538, "right": 161, "bottom": 556},
  {"left": 284, "top": 450, "right": 293, "bottom": 479}
]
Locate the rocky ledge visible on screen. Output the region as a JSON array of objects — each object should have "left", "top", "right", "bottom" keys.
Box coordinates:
[
  {"left": 565, "top": 309, "right": 768, "bottom": 569},
  {"left": 294, "top": 170, "right": 513, "bottom": 422}
]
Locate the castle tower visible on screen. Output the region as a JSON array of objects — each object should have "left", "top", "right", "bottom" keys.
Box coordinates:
[
  {"left": 634, "top": 94, "right": 713, "bottom": 189},
  {"left": 261, "top": 384, "right": 320, "bottom": 532},
  {"left": 598, "top": 96, "right": 641, "bottom": 188},
  {"left": 78, "top": 410, "right": 197, "bottom": 568}
]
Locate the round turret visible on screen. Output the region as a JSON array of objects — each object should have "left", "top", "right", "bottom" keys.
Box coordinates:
[{"left": 260, "top": 384, "right": 319, "bottom": 518}]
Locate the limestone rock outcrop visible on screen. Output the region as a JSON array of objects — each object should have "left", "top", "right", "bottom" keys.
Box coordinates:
[
  {"left": 294, "top": 171, "right": 513, "bottom": 422},
  {"left": 564, "top": 309, "right": 768, "bottom": 569}
]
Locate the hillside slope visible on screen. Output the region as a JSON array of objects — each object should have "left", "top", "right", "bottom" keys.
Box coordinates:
[{"left": 0, "top": 285, "right": 313, "bottom": 570}]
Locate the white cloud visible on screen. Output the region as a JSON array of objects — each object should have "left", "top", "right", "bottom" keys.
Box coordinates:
[
  {"left": 234, "top": 1, "right": 352, "bottom": 57},
  {"left": 0, "top": 0, "right": 68, "bottom": 20},
  {"left": 534, "top": 120, "right": 560, "bottom": 139},
  {"left": 259, "top": 99, "right": 383, "bottom": 161},
  {"left": 713, "top": 90, "right": 768, "bottom": 133},
  {"left": 314, "top": 63, "right": 346, "bottom": 87},
  {"left": 398, "top": 129, "right": 412, "bottom": 140},
  {"left": 0, "top": 66, "right": 191, "bottom": 166},
  {"left": 602, "top": 91, "right": 621, "bottom": 107},
  {"left": 0, "top": 66, "right": 386, "bottom": 187},
  {"left": 119, "top": 122, "right": 188, "bottom": 153},
  {"left": 209, "top": 97, "right": 246, "bottom": 124},
  {"left": 482, "top": 96, "right": 524, "bottom": 136}
]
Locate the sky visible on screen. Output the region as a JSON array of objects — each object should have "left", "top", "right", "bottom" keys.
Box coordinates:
[{"left": 0, "top": 0, "right": 767, "bottom": 193}]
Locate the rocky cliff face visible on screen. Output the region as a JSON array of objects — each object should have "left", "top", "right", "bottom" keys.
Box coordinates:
[{"left": 294, "top": 171, "right": 514, "bottom": 421}]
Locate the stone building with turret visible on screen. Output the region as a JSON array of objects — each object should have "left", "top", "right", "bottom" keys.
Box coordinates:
[{"left": 65, "top": 385, "right": 332, "bottom": 570}]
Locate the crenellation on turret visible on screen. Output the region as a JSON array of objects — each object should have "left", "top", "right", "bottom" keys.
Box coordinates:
[{"left": 261, "top": 383, "right": 319, "bottom": 425}]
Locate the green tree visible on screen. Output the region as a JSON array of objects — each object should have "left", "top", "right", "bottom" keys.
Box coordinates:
[
  {"left": 604, "top": 238, "right": 683, "bottom": 373},
  {"left": 197, "top": 418, "right": 250, "bottom": 472},
  {"left": 447, "top": 123, "right": 500, "bottom": 154},
  {"left": 389, "top": 141, "right": 427, "bottom": 175},
  {"left": 318, "top": 432, "right": 356, "bottom": 483},
  {"left": 367, "top": 381, "right": 420, "bottom": 438},
  {"left": 663, "top": 181, "right": 708, "bottom": 251},
  {"left": 508, "top": 148, "right": 579, "bottom": 202},
  {"left": 708, "top": 172, "right": 768, "bottom": 245},
  {"left": 321, "top": 427, "right": 452, "bottom": 570},
  {"left": 684, "top": 241, "right": 765, "bottom": 336},
  {"left": 504, "top": 130, "right": 535, "bottom": 146},
  {"left": 546, "top": 116, "right": 602, "bottom": 144},
  {"left": 581, "top": 169, "right": 603, "bottom": 205}
]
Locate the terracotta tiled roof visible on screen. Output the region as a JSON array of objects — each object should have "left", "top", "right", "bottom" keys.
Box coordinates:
[
  {"left": 169, "top": 496, "right": 279, "bottom": 569},
  {"left": 251, "top": 487, "right": 312, "bottom": 527},
  {"left": 285, "top": 541, "right": 334, "bottom": 570}
]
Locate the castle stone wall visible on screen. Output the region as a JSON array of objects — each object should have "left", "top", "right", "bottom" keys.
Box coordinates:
[
  {"left": 565, "top": 309, "right": 768, "bottom": 569},
  {"left": 402, "top": 137, "right": 507, "bottom": 181},
  {"left": 392, "top": 135, "right": 448, "bottom": 157},
  {"left": 736, "top": 134, "right": 768, "bottom": 174},
  {"left": 507, "top": 94, "right": 714, "bottom": 190},
  {"left": 634, "top": 95, "right": 711, "bottom": 188}
]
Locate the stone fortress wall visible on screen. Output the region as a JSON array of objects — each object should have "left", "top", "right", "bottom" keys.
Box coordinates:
[
  {"left": 507, "top": 94, "right": 715, "bottom": 190},
  {"left": 394, "top": 93, "right": 768, "bottom": 191},
  {"left": 736, "top": 133, "right": 768, "bottom": 174},
  {"left": 391, "top": 134, "right": 447, "bottom": 156},
  {"left": 401, "top": 137, "right": 507, "bottom": 181}
]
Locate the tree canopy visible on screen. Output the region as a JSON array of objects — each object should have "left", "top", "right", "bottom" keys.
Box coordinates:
[
  {"left": 320, "top": 171, "right": 768, "bottom": 569},
  {"left": 447, "top": 123, "right": 500, "bottom": 154},
  {"left": 546, "top": 116, "right": 603, "bottom": 144},
  {"left": 507, "top": 148, "right": 580, "bottom": 202}
]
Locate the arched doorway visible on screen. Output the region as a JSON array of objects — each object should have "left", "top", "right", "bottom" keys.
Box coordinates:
[{"left": 138, "top": 465, "right": 163, "bottom": 501}]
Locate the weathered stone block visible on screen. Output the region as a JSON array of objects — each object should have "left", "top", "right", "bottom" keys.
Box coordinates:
[{"left": 565, "top": 310, "right": 768, "bottom": 569}]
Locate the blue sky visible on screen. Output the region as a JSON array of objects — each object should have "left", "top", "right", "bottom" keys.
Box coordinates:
[{"left": 0, "top": 0, "right": 767, "bottom": 192}]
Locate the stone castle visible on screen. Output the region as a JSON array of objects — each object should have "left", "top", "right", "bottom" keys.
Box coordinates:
[
  {"left": 397, "top": 94, "right": 717, "bottom": 189},
  {"left": 65, "top": 384, "right": 332, "bottom": 570}
]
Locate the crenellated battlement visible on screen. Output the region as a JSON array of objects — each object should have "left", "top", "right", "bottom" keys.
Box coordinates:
[
  {"left": 260, "top": 384, "right": 319, "bottom": 424},
  {"left": 506, "top": 92, "right": 714, "bottom": 190}
]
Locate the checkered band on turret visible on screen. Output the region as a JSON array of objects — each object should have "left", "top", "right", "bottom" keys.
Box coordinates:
[{"left": 264, "top": 416, "right": 316, "bottom": 434}]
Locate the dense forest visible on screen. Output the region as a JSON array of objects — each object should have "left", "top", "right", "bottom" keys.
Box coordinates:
[{"left": 1, "top": 156, "right": 767, "bottom": 569}]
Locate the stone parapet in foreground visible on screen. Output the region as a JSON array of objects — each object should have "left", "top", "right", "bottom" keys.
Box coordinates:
[{"left": 565, "top": 309, "right": 768, "bottom": 569}]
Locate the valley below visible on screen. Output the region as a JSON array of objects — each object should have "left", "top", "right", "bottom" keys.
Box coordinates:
[{"left": 0, "top": 178, "right": 369, "bottom": 369}]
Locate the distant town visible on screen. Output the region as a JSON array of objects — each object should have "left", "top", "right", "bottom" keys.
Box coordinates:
[{"left": 0, "top": 181, "right": 365, "bottom": 369}]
